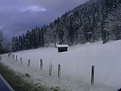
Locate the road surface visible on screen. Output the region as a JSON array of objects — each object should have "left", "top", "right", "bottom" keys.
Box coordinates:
[{"left": 0, "top": 74, "right": 14, "bottom": 91}]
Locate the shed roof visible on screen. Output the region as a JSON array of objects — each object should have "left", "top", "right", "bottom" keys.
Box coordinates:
[{"left": 56, "top": 44, "right": 69, "bottom": 48}]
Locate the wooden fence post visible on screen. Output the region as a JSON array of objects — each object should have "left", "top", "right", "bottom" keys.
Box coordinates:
[
  {"left": 49, "top": 63, "right": 52, "bottom": 76},
  {"left": 40, "top": 59, "right": 43, "bottom": 70},
  {"left": 20, "top": 57, "right": 22, "bottom": 63},
  {"left": 91, "top": 66, "right": 95, "bottom": 85},
  {"left": 16, "top": 55, "right": 17, "bottom": 61},
  {"left": 8, "top": 53, "right": 11, "bottom": 57},
  {"left": 12, "top": 55, "right": 14, "bottom": 59},
  {"left": 28, "top": 59, "right": 30, "bottom": 67},
  {"left": 58, "top": 64, "right": 61, "bottom": 78}
]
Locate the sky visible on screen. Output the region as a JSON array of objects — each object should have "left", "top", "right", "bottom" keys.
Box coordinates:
[{"left": 0, "top": 0, "right": 89, "bottom": 39}]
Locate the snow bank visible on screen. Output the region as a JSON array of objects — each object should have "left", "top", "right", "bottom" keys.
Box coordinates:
[{"left": 1, "top": 40, "right": 121, "bottom": 91}]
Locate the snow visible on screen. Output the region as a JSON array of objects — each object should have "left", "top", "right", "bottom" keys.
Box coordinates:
[
  {"left": 56, "top": 44, "right": 69, "bottom": 48},
  {"left": 1, "top": 40, "right": 121, "bottom": 91}
]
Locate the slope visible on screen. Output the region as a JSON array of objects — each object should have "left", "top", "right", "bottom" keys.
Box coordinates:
[
  {"left": 1, "top": 40, "right": 121, "bottom": 91},
  {"left": 44, "top": 0, "right": 121, "bottom": 45}
]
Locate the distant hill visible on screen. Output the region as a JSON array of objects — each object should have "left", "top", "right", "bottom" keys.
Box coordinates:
[
  {"left": 45, "top": 0, "right": 121, "bottom": 45},
  {"left": 11, "top": 0, "right": 121, "bottom": 51}
]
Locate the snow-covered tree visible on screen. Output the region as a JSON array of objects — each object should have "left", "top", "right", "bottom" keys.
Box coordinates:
[{"left": 0, "top": 31, "right": 10, "bottom": 53}]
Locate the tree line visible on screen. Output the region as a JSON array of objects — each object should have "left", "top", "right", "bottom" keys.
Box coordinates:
[
  {"left": 0, "top": 31, "right": 11, "bottom": 54},
  {"left": 11, "top": 27, "right": 45, "bottom": 52}
]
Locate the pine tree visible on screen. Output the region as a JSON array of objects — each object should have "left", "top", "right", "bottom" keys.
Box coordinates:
[
  {"left": 0, "top": 31, "right": 4, "bottom": 53},
  {"left": 11, "top": 36, "right": 19, "bottom": 51}
]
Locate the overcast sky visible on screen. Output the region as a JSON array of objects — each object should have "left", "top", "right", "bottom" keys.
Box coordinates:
[{"left": 0, "top": 0, "right": 88, "bottom": 39}]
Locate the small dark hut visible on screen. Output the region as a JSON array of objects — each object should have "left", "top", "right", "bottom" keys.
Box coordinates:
[{"left": 56, "top": 45, "right": 69, "bottom": 52}]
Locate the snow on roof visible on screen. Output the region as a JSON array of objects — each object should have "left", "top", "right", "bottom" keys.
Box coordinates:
[{"left": 56, "top": 44, "right": 69, "bottom": 48}]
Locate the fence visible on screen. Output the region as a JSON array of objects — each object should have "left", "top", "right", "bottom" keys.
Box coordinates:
[{"left": 7, "top": 53, "right": 95, "bottom": 85}]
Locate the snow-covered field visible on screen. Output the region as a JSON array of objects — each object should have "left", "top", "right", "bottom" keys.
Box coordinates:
[{"left": 1, "top": 40, "right": 121, "bottom": 91}]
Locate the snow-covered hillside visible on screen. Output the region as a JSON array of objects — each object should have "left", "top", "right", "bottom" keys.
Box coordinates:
[{"left": 1, "top": 40, "right": 121, "bottom": 91}]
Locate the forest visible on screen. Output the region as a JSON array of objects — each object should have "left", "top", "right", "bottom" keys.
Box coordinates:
[{"left": 0, "top": 0, "right": 121, "bottom": 53}]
